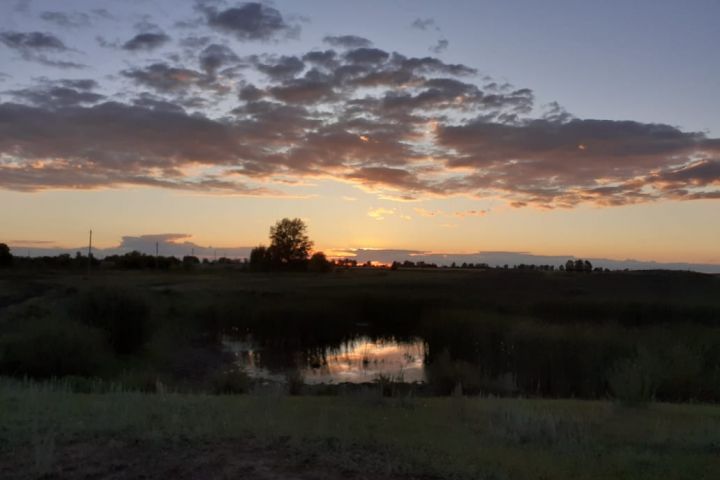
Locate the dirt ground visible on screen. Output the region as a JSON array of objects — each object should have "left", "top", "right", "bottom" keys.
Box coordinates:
[{"left": 0, "top": 437, "right": 425, "bottom": 480}]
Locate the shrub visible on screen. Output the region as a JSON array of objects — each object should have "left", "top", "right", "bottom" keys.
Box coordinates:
[
  {"left": 75, "top": 288, "right": 152, "bottom": 354},
  {"left": 210, "top": 368, "right": 252, "bottom": 394},
  {"left": 607, "top": 347, "right": 662, "bottom": 404},
  {"left": 308, "top": 252, "right": 332, "bottom": 273},
  {"left": 286, "top": 369, "right": 305, "bottom": 395},
  {"left": 0, "top": 320, "right": 111, "bottom": 378}
]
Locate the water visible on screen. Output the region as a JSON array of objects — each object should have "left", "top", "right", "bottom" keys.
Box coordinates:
[{"left": 222, "top": 335, "right": 426, "bottom": 384}]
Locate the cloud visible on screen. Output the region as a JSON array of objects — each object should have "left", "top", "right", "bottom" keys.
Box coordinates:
[
  {"left": 254, "top": 55, "right": 305, "bottom": 80},
  {"left": 0, "top": 31, "right": 67, "bottom": 51},
  {"left": 344, "top": 48, "right": 390, "bottom": 65},
  {"left": 199, "top": 44, "right": 239, "bottom": 75},
  {"left": 121, "top": 62, "right": 224, "bottom": 94},
  {"left": 200, "top": 2, "right": 299, "bottom": 41},
  {"left": 323, "top": 35, "right": 372, "bottom": 49},
  {"left": 122, "top": 32, "right": 171, "bottom": 51},
  {"left": 367, "top": 207, "right": 395, "bottom": 220},
  {"left": 114, "top": 234, "right": 251, "bottom": 258},
  {"left": 411, "top": 18, "right": 438, "bottom": 31},
  {"left": 0, "top": 31, "right": 85, "bottom": 68},
  {"left": 430, "top": 39, "right": 449, "bottom": 54},
  {"left": 7, "top": 85, "right": 104, "bottom": 108},
  {"left": 11, "top": 234, "right": 253, "bottom": 259},
  {"left": 1, "top": 20, "right": 718, "bottom": 207},
  {"left": 0, "top": 101, "right": 269, "bottom": 193},
  {"left": 40, "top": 11, "right": 92, "bottom": 28}
]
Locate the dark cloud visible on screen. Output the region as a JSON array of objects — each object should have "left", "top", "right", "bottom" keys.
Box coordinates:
[
  {"left": 238, "top": 83, "right": 265, "bottom": 101},
  {"left": 121, "top": 63, "right": 227, "bottom": 94},
  {"left": 7, "top": 85, "right": 104, "bottom": 108},
  {"left": 430, "top": 39, "right": 449, "bottom": 54},
  {"left": 201, "top": 2, "right": 299, "bottom": 41},
  {"left": 0, "top": 31, "right": 67, "bottom": 51},
  {"left": 323, "top": 35, "right": 372, "bottom": 49},
  {"left": 302, "top": 50, "right": 338, "bottom": 68},
  {"left": 411, "top": 18, "right": 438, "bottom": 31},
  {"left": 40, "top": 11, "right": 92, "bottom": 28},
  {"left": 344, "top": 48, "right": 390, "bottom": 65},
  {"left": 254, "top": 55, "right": 305, "bottom": 80},
  {"left": 0, "top": 101, "right": 268, "bottom": 193},
  {"left": 122, "top": 32, "right": 171, "bottom": 51},
  {"left": 1, "top": 25, "right": 718, "bottom": 208},
  {"left": 0, "top": 31, "right": 85, "bottom": 69},
  {"left": 57, "top": 79, "right": 98, "bottom": 91},
  {"left": 656, "top": 160, "right": 720, "bottom": 186},
  {"left": 267, "top": 74, "right": 336, "bottom": 104},
  {"left": 199, "top": 44, "right": 239, "bottom": 75}
]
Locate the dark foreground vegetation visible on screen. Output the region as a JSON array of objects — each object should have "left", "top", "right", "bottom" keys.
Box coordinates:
[
  {"left": 2, "top": 266, "right": 720, "bottom": 402},
  {"left": 2, "top": 264, "right": 720, "bottom": 478}
]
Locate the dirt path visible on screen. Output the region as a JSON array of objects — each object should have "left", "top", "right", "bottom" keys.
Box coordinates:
[{"left": 1, "top": 437, "right": 426, "bottom": 480}]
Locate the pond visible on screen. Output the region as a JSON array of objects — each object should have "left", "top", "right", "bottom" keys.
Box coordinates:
[{"left": 222, "top": 335, "right": 427, "bottom": 384}]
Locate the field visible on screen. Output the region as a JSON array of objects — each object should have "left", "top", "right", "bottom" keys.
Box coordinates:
[
  {"left": 2, "top": 380, "right": 720, "bottom": 479},
  {"left": 1, "top": 266, "right": 720, "bottom": 478}
]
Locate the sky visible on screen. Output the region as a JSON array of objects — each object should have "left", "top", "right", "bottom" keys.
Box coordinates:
[{"left": 1, "top": 0, "right": 719, "bottom": 269}]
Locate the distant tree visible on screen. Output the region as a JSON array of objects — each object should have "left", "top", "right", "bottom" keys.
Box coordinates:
[
  {"left": 584, "top": 260, "right": 593, "bottom": 273},
  {"left": 268, "top": 218, "right": 313, "bottom": 269},
  {"left": 0, "top": 243, "right": 12, "bottom": 267},
  {"left": 574, "top": 259, "right": 585, "bottom": 272},
  {"left": 390, "top": 261, "right": 400, "bottom": 271},
  {"left": 565, "top": 259, "right": 575, "bottom": 272},
  {"left": 249, "top": 245, "right": 271, "bottom": 272},
  {"left": 308, "top": 252, "right": 331, "bottom": 273},
  {"left": 182, "top": 255, "right": 200, "bottom": 269}
]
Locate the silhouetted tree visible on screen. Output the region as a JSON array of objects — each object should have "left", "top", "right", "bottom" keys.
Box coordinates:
[
  {"left": 584, "top": 260, "right": 593, "bottom": 272},
  {"left": 268, "top": 218, "right": 313, "bottom": 269},
  {"left": 182, "top": 255, "right": 200, "bottom": 269},
  {"left": 0, "top": 243, "right": 12, "bottom": 267},
  {"left": 249, "top": 245, "right": 271, "bottom": 271},
  {"left": 308, "top": 252, "right": 331, "bottom": 273},
  {"left": 565, "top": 259, "right": 575, "bottom": 272}
]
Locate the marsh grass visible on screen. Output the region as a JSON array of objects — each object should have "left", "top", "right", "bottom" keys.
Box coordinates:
[{"left": 3, "top": 380, "right": 720, "bottom": 479}]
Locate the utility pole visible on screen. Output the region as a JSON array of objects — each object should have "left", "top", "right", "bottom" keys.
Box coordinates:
[{"left": 87, "top": 229, "right": 93, "bottom": 277}]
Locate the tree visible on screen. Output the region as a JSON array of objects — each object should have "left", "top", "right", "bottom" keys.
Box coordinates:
[
  {"left": 0, "top": 243, "right": 12, "bottom": 267},
  {"left": 249, "top": 245, "right": 271, "bottom": 271},
  {"left": 308, "top": 252, "right": 331, "bottom": 273},
  {"left": 268, "top": 218, "right": 313, "bottom": 269}
]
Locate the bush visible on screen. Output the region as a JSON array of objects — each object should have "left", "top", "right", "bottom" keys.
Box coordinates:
[
  {"left": 308, "top": 252, "right": 331, "bottom": 273},
  {"left": 210, "top": 368, "right": 252, "bottom": 394},
  {"left": 286, "top": 369, "right": 305, "bottom": 395},
  {"left": 75, "top": 288, "right": 152, "bottom": 354},
  {"left": 0, "top": 320, "right": 111, "bottom": 378},
  {"left": 425, "top": 350, "right": 484, "bottom": 395},
  {"left": 607, "top": 347, "right": 662, "bottom": 404}
]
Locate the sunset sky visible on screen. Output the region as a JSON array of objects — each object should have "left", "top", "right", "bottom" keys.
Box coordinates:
[{"left": 1, "top": 0, "right": 719, "bottom": 267}]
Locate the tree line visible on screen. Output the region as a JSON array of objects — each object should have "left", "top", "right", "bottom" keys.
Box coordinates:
[{"left": 0, "top": 219, "right": 605, "bottom": 273}]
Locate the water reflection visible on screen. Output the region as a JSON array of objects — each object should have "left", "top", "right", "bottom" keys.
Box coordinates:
[{"left": 222, "top": 335, "right": 426, "bottom": 384}]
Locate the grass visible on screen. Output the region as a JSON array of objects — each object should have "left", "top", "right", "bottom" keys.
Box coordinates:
[
  {"left": 1, "top": 379, "right": 719, "bottom": 479},
  {"left": 2, "top": 268, "right": 720, "bottom": 476},
  {"left": 2, "top": 268, "right": 720, "bottom": 400}
]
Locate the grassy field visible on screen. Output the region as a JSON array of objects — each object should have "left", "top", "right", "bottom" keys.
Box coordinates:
[
  {"left": 1, "top": 267, "right": 720, "bottom": 477},
  {"left": 2, "top": 379, "right": 720, "bottom": 479}
]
